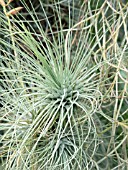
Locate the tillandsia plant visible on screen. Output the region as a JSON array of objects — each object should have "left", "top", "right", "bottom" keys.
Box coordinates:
[{"left": 0, "top": 0, "right": 128, "bottom": 170}]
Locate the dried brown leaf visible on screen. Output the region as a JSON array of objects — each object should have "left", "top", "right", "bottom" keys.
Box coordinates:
[{"left": 6, "top": 7, "right": 23, "bottom": 16}]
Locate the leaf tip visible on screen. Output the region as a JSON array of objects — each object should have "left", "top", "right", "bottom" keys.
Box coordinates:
[{"left": 6, "top": 7, "right": 23, "bottom": 16}]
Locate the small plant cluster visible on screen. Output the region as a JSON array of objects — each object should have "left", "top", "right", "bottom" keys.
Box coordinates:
[{"left": 0, "top": 0, "right": 128, "bottom": 169}]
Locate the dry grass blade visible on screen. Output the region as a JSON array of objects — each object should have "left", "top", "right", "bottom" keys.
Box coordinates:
[
  {"left": 6, "top": 7, "right": 23, "bottom": 16},
  {"left": 0, "top": 0, "right": 5, "bottom": 6}
]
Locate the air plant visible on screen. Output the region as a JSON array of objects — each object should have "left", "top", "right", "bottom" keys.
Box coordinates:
[{"left": 0, "top": 0, "right": 128, "bottom": 170}]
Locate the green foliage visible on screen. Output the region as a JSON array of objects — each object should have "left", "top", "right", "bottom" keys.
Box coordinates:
[{"left": 0, "top": 0, "right": 128, "bottom": 169}]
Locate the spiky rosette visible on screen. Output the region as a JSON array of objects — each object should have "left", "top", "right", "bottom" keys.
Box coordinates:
[{"left": 0, "top": 0, "right": 103, "bottom": 169}]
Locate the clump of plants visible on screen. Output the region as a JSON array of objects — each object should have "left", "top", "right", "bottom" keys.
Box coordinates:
[{"left": 0, "top": 0, "right": 128, "bottom": 169}]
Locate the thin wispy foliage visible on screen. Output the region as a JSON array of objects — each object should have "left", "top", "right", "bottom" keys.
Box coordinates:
[{"left": 0, "top": 0, "right": 128, "bottom": 169}]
